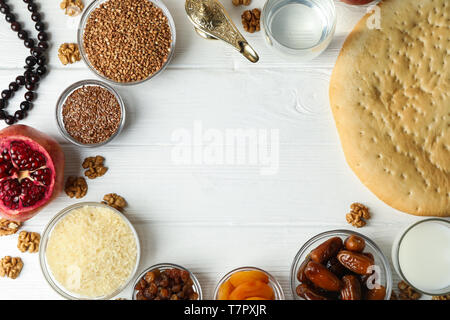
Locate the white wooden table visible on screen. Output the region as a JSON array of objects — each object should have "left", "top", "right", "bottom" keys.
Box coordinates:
[{"left": 0, "top": 0, "right": 423, "bottom": 300}]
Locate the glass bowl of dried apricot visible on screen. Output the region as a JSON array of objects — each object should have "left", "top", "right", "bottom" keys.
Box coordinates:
[
  {"left": 214, "top": 267, "right": 285, "bottom": 300},
  {"left": 290, "top": 230, "right": 393, "bottom": 300}
]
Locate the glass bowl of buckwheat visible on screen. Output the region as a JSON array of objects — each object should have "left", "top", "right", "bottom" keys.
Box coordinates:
[{"left": 77, "top": 0, "right": 176, "bottom": 85}]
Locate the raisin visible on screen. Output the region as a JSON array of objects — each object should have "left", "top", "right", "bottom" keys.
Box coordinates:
[{"left": 135, "top": 267, "right": 198, "bottom": 300}]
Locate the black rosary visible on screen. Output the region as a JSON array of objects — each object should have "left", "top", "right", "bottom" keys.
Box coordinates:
[{"left": 0, "top": 0, "right": 48, "bottom": 125}]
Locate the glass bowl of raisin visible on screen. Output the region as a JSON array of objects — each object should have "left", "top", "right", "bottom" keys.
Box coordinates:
[{"left": 132, "top": 263, "right": 202, "bottom": 300}]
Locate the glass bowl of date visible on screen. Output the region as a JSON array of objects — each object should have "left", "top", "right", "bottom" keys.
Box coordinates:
[
  {"left": 77, "top": 0, "right": 176, "bottom": 86},
  {"left": 290, "top": 230, "right": 393, "bottom": 300},
  {"left": 39, "top": 202, "right": 141, "bottom": 300},
  {"left": 214, "top": 266, "right": 285, "bottom": 300},
  {"left": 132, "top": 263, "right": 203, "bottom": 300},
  {"left": 55, "top": 79, "right": 126, "bottom": 147}
]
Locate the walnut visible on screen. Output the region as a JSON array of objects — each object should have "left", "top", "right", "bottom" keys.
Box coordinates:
[
  {"left": 60, "top": 0, "right": 84, "bottom": 17},
  {"left": 242, "top": 8, "right": 261, "bottom": 33},
  {"left": 232, "top": 0, "right": 251, "bottom": 6},
  {"left": 58, "top": 43, "right": 81, "bottom": 65},
  {"left": 346, "top": 212, "right": 366, "bottom": 228},
  {"left": 0, "top": 218, "right": 22, "bottom": 236},
  {"left": 83, "top": 156, "right": 108, "bottom": 179},
  {"left": 65, "top": 176, "right": 88, "bottom": 198},
  {"left": 17, "top": 231, "right": 40, "bottom": 253},
  {"left": 0, "top": 256, "right": 23, "bottom": 279},
  {"left": 350, "top": 203, "right": 370, "bottom": 219},
  {"left": 346, "top": 202, "right": 371, "bottom": 228},
  {"left": 432, "top": 294, "right": 450, "bottom": 300},
  {"left": 102, "top": 193, "right": 127, "bottom": 212},
  {"left": 398, "top": 281, "right": 421, "bottom": 300}
]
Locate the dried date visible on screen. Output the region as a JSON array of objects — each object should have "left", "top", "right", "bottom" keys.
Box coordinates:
[
  {"left": 296, "top": 283, "right": 328, "bottom": 300},
  {"left": 337, "top": 250, "right": 374, "bottom": 275},
  {"left": 366, "top": 285, "right": 387, "bottom": 300},
  {"left": 304, "top": 261, "right": 342, "bottom": 292},
  {"left": 340, "top": 275, "right": 362, "bottom": 300},
  {"left": 344, "top": 235, "right": 365, "bottom": 252},
  {"left": 326, "top": 257, "right": 348, "bottom": 278},
  {"left": 310, "top": 237, "right": 343, "bottom": 264},
  {"left": 296, "top": 255, "right": 311, "bottom": 283}
]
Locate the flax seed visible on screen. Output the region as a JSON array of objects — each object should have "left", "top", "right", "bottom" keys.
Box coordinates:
[{"left": 62, "top": 86, "right": 121, "bottom": 144}]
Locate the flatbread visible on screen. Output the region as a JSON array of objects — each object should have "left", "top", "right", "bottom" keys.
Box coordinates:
[{"left": 329, "top": 0, "right": 449, "bottom": 216}]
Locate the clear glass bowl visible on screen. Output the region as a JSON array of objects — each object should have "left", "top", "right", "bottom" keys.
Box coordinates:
[
  {"left": 77, "top": 0, "right": 176, "bottom": 86},
  {"left": 262, "top": 0, "right": 336, "bottom": 61},
  {"left": 131, "top": 263, "right": 203, "bottom": 300},
  {"left": 39, "top": 202, "right": 141, "bottom": 300},
  {"left": 214, "top": 266, "right": 285, "bottom": 300},
  {"left": 392, "top": 218, "right": 450, "bottom": 296},
  {"left": 290, "top": 230, "right": 392, "bottom": 300},
  {"left": 55, "top": 79, "right": 126, "bottom": 147}
]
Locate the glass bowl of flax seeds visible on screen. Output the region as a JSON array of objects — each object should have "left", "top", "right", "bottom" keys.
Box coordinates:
[
  {"left": 77, "top": 0, "right": 176, "bottom": 86},
  {"left": 56, "top": 79, "right": 126, "bottom": 147}
]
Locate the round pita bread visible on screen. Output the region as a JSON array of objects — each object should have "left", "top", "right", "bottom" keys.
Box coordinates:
[{"left": 329, "top": 0, "right": 449, "bottom": 216}]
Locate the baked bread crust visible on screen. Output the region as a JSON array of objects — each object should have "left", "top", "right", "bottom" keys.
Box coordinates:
[{"left": 329, "top": 0, "right": 449, "bottom": 216}]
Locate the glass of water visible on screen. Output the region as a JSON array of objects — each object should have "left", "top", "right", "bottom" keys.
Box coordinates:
[{"left": 262, "top": 0, "right": 336, "bottom": 61}]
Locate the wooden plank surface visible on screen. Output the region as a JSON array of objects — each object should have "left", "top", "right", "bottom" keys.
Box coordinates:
[{"left": 0, "top": 0, "right": 426, "bottom": 300}]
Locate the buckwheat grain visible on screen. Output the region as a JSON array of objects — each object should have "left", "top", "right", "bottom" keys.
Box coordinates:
[{"left": 83, "top": 0, "right": 172, "bottom": 83}]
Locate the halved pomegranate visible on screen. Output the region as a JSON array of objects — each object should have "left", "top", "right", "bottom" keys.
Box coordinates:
[{"left": 0, "top": 125, "right": 65, "bottom": 222}]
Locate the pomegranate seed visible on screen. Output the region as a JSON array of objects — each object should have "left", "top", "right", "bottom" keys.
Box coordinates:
[
  {"left": 0, "top": 162, "right": 12, "bottom": 178},
  {"left": 8, "top": 141, "right": 46, "bottom": 170},
  {"left": 30, "top": 168, "right": 51, "bottom": 186},
  {"left": 0, "top": 149, "right": 10, "bottom": 161},
  {"left": 0, "top": 141, "right": 51, "bottom": 210},
  {"left": 20, "top": 180, "right": 45, "bottom": 207},
  {"left": 0, "top": 179, "right": 22, "bottom": 209}
]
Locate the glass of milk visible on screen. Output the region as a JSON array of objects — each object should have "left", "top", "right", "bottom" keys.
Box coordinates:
[
  {"left": 261, "top": 0, "right": 336, "bottom": 61},
  {"left": 392, "top": 218, "right": 450, "bottom": 296}
]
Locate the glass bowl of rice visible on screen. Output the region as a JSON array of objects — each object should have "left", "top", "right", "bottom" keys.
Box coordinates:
[{"left": 39, "top": 202, "right": 140, "bottom": 300}]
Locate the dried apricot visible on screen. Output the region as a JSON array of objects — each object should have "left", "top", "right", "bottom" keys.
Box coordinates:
[
  {"left": 229, "top": 270, "right": 269, "bottom": 287},
  {"left": 246, "top": 297, "right": 270, "bottom": 300},
  {"left": 229, "top": 280, "right": 274, "bottom": 300},
  {"left": 218, "top": 280, "right": 234, "bottom": 300}
]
